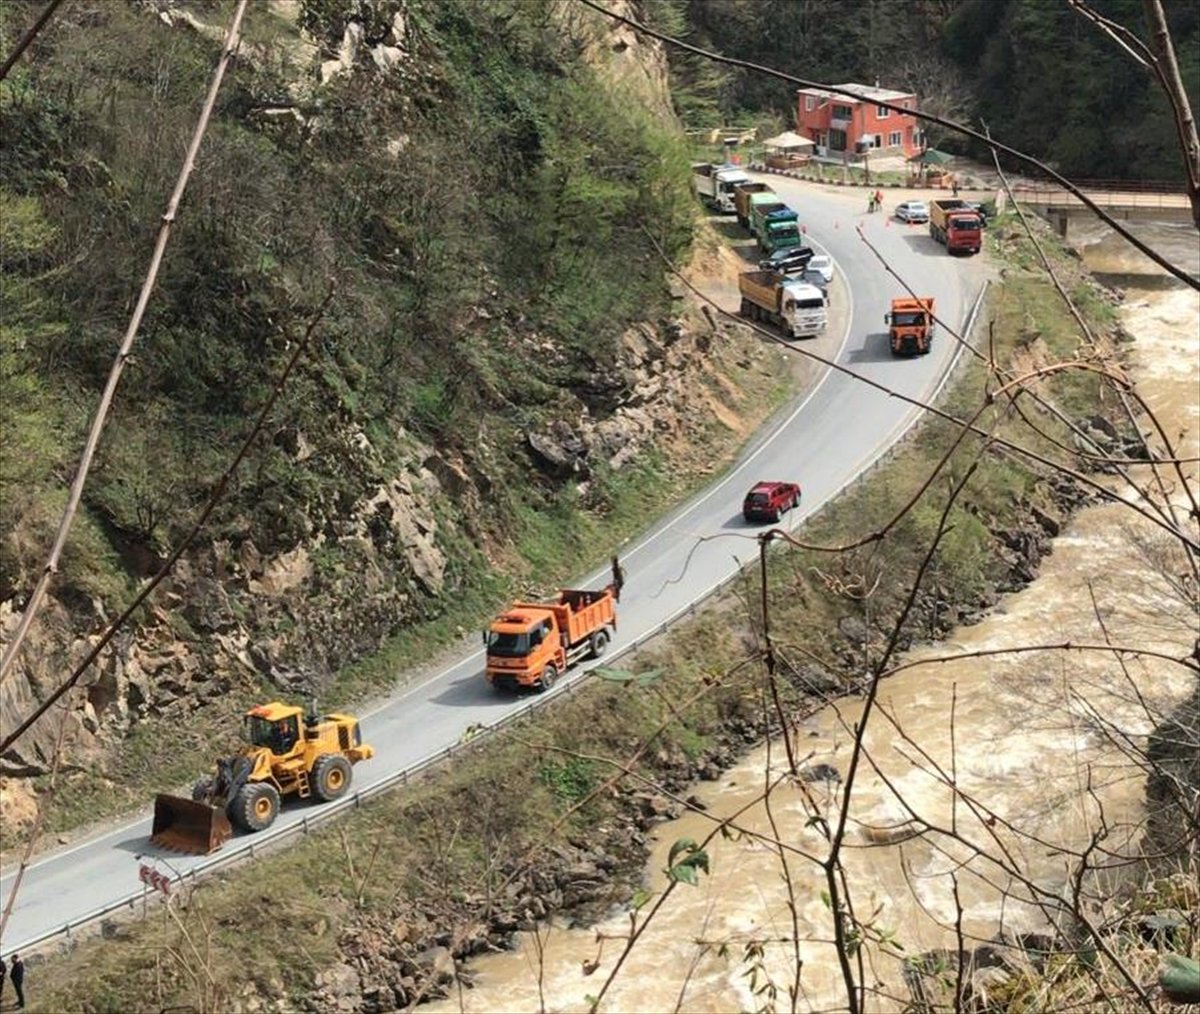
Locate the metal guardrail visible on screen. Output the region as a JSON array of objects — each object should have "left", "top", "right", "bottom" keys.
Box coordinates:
[{"left": 17, "top": 281, "right": 992, "bottom": 956}]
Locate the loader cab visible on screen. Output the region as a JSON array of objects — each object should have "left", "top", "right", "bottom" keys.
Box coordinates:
[{"left": 244, "top": 707, "right": 302, "bottom": 756}]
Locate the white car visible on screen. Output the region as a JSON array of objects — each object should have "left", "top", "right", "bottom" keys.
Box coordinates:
[
  {"left": 895, "top": 200, "right": 930, "bottom": 223},
  {"left": 806, "top": 253, "right": 834, "bottom": 285}
]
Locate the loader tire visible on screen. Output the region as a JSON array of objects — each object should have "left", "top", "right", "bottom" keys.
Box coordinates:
[
  {"left": 589, "top": 630, "right": 610, "bottom": 659},
  {"left": 231, "top": 782, "right": 280, "bottom": 833},
  {"left": 313, "top": 754, "right": 353, "bottom": 802}
]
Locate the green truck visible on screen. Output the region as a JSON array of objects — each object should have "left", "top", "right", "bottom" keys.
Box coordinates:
[{"left": 754, "top": 207, "right": 802, "bottom": 254}]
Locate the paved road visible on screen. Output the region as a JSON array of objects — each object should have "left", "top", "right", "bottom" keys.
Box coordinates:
[{"left": 0, "top": 178, "right": 984, "bottom": 952}]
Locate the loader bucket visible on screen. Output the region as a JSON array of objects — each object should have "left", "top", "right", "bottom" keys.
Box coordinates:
[{"left": 150, "top": 794, "right": 233, "bottom": 855}]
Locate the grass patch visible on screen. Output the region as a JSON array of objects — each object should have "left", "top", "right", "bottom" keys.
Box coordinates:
[{"left": 31, "top": 217, "right": 1139, "bottom": 1011}]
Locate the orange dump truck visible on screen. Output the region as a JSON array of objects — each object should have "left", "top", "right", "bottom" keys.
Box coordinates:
[
  {"left": 884, "top": 297, "right": 936, "bottom": 356},
  {"left": 485, "top": 558, "right": 624, "bottom": 692}
]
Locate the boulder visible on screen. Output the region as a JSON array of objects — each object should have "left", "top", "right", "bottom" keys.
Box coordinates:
[
  {"left": 415, "top": 945, "right": 456, "bottom": 984},
  {"left": 799, "top": 763, "right": 842, "bottom": 784}
]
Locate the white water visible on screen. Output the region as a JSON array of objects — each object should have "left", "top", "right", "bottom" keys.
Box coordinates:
[{"left": 428, "top": 225, "right": 1199, "bottom": 1013}]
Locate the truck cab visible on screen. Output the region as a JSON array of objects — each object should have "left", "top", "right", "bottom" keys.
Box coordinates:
[
  {"left": 779, "top": 280, "right": 828, "bottom": 338},
  {"left": 759, "top": 208, "right": 801, "bottom": 254},
  {"left": 486, "top": 607, "right": 564, "bottom": 691},
  {"left": 885, "top": 297, "right": 936, "bottom": 356}
]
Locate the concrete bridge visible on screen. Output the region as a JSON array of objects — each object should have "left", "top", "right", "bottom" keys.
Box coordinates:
[{"left": 1009, "top": 181, "right": 1194, "bottom": 236}]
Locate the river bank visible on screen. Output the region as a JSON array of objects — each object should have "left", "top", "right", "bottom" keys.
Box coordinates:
[
  {"left": 26, "top": 197, "right": 1175, "bottom": 1014},
  {"left": 421, "top": 225, "right": 1200, "bottom": 1013}
]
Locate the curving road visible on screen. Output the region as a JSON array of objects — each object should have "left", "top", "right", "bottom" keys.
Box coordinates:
[{"left": 0, "top": 178, "right": 985, "bottom": 953}]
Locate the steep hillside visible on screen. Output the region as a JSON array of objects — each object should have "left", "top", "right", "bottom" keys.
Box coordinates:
[{"left": 0, "top": 0, "right": 789, "bottom": 830}]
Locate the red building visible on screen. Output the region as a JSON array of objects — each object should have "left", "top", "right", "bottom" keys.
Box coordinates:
[{"left": 796, "top": 83, "right": 922, "bottom": 159}]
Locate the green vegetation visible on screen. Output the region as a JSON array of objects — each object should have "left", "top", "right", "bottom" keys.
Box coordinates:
[
  {"left": 0, "top": 0, "right": 695, "bottom": 593},
  {"left": 667, "top": 0, "right": 1198, "bottom": 182},
  {"left": 32, "top": 207, "right": 1157, "bottom": 1014},
  {"left": 0, "top": 0, "right": 807, "bottom": 844}
]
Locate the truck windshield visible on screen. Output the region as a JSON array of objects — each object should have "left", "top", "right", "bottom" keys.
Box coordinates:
[
  {"left": 794, "top": 297, "right": 825, "bottom": 310},
  {"left": 892, "top": 312, "right": 926, "bottom": 326},
  {"left": 487, "top": 631, "right": 531, "bottom": 657},
  {"left": 949, "top": 219, "right": 980, "bottom": 231}
]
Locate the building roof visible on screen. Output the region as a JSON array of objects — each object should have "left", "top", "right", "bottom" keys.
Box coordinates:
[
  {"left": 798, "top": 82, "right": 914, "bottom": 104},
  {"left": 762, "top": 130, "right": 816, "bottom": 149}
]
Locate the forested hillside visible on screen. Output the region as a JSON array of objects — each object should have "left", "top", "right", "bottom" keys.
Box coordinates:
[
  {"left": 666, "top": 0, "right": 1199, "bottom": 181},
  {"left": 1, "top": 0, "right": 773, "bottom": 819}
]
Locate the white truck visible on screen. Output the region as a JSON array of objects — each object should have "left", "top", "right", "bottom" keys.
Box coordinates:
[
  {"left": 738, "top": 271, "right": 828, "bottom": 339},
  {"left": 691, "top": 162, "right": 751, "bottom": 214}
]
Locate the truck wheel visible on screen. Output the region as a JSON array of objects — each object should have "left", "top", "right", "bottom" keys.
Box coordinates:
[
  {"left": 312, "top": 754, "right": 353, "bottom": 802},
  {"left": 537, "top": 664, "right": 558, "bottom": 692},
  {"left": 231, "top": 782, "right": 280, "bottom": 833},
  {"left": 590, "top": 630, "right": 610, "bottom": 659}
]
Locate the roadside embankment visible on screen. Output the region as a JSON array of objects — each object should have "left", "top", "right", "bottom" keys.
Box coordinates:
[{"left": 27, "top": 206, "right": 1170, "bottom": 1013}]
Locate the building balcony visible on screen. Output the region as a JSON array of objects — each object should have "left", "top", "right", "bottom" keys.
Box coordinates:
[{"left": 830, "top": 117, "right": 851, "bottom": 129}]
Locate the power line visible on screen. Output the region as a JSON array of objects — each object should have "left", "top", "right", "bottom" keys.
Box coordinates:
[
  {"left": 0, "top": 0, "right": 64, "bottom": 82},
  {"left": 0, "top": 286, "right": 335, "bottom": 756},
  {"left": 577, "top": 0, "right": 1199, "bottom": 289},
  {"left": 0, "top": 0, "right": 251, "bottom": 687}
]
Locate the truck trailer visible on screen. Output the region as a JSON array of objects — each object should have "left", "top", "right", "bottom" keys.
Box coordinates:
[
  {"left": 884, "top": 297, "right": 936, "bottom": 355},
  {"left": 733, "top": 181, "right": 774, "bottom": 228},
  {"left": 738, "top": 271, "right": 828, "bottom": 339},
  {"left": 929, "top": 199, "right": 983, "bottom": 254},
  {"left": 691, "top": 163, "right": 750, "bottom": 214},
  {"left": 484, "top": 558, "right": 624, "bottom": 691}
]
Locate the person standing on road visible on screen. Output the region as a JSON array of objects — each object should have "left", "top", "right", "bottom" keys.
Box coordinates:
[
  {"left": 9, "top": 953, "right": 24, "bottom": 1009},
  {"left": 874, "top": 189, "right": 883, "bottom": 212}
]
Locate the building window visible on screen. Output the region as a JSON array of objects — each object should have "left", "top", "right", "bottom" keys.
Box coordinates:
[
  {"left": 873, "top": 134, "right": 882, "bottom": 148},
  {"left": 877, "top": 104, "right": 889, "bottom": 118},
  {"left": 888, "top": 131, "right": 902, "bottom": 147},
  {"left": 832, "top": 104, "right": 853, "bottom": 120},
  {"left": 805, "top": 96, "right": 815, "bottom": 112}
]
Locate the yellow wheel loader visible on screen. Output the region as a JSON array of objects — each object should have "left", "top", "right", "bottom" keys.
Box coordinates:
[{"left": 150, "top": 701, "right": 375, "bottom": 854}]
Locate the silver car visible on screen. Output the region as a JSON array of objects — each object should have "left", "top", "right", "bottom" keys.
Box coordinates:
[
  {"left": 894, "top": 200, "right": 930, "bottom": 223},
  {"left": 806, "top": 253, "right": 834, "bottom": 284}
]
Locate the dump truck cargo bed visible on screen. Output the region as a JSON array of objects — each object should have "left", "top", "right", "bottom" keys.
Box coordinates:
[
  {"left": 151, "top": 793, "right": 233, "bottom": 855},
  {"left": 510, "top": 587, "right": 616, "bottom": 649}
]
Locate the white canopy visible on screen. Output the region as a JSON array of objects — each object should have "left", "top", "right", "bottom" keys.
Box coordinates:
[{"left": 762, "top": 130, "right": 816, "bottom": 151}]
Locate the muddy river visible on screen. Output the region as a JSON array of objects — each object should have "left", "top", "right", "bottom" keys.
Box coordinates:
[{"left": 427, "top": 222, "right": 1199, "bottom": 1013}]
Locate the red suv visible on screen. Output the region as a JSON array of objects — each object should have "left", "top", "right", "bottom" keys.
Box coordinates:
[{"left": 742, "top": 481, "right": 801, "bottom": 523}]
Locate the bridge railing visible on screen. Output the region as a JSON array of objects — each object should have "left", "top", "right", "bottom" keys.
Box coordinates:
[{"left": 1011, "top": 180, "right": 1188, "bottom": 210}]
